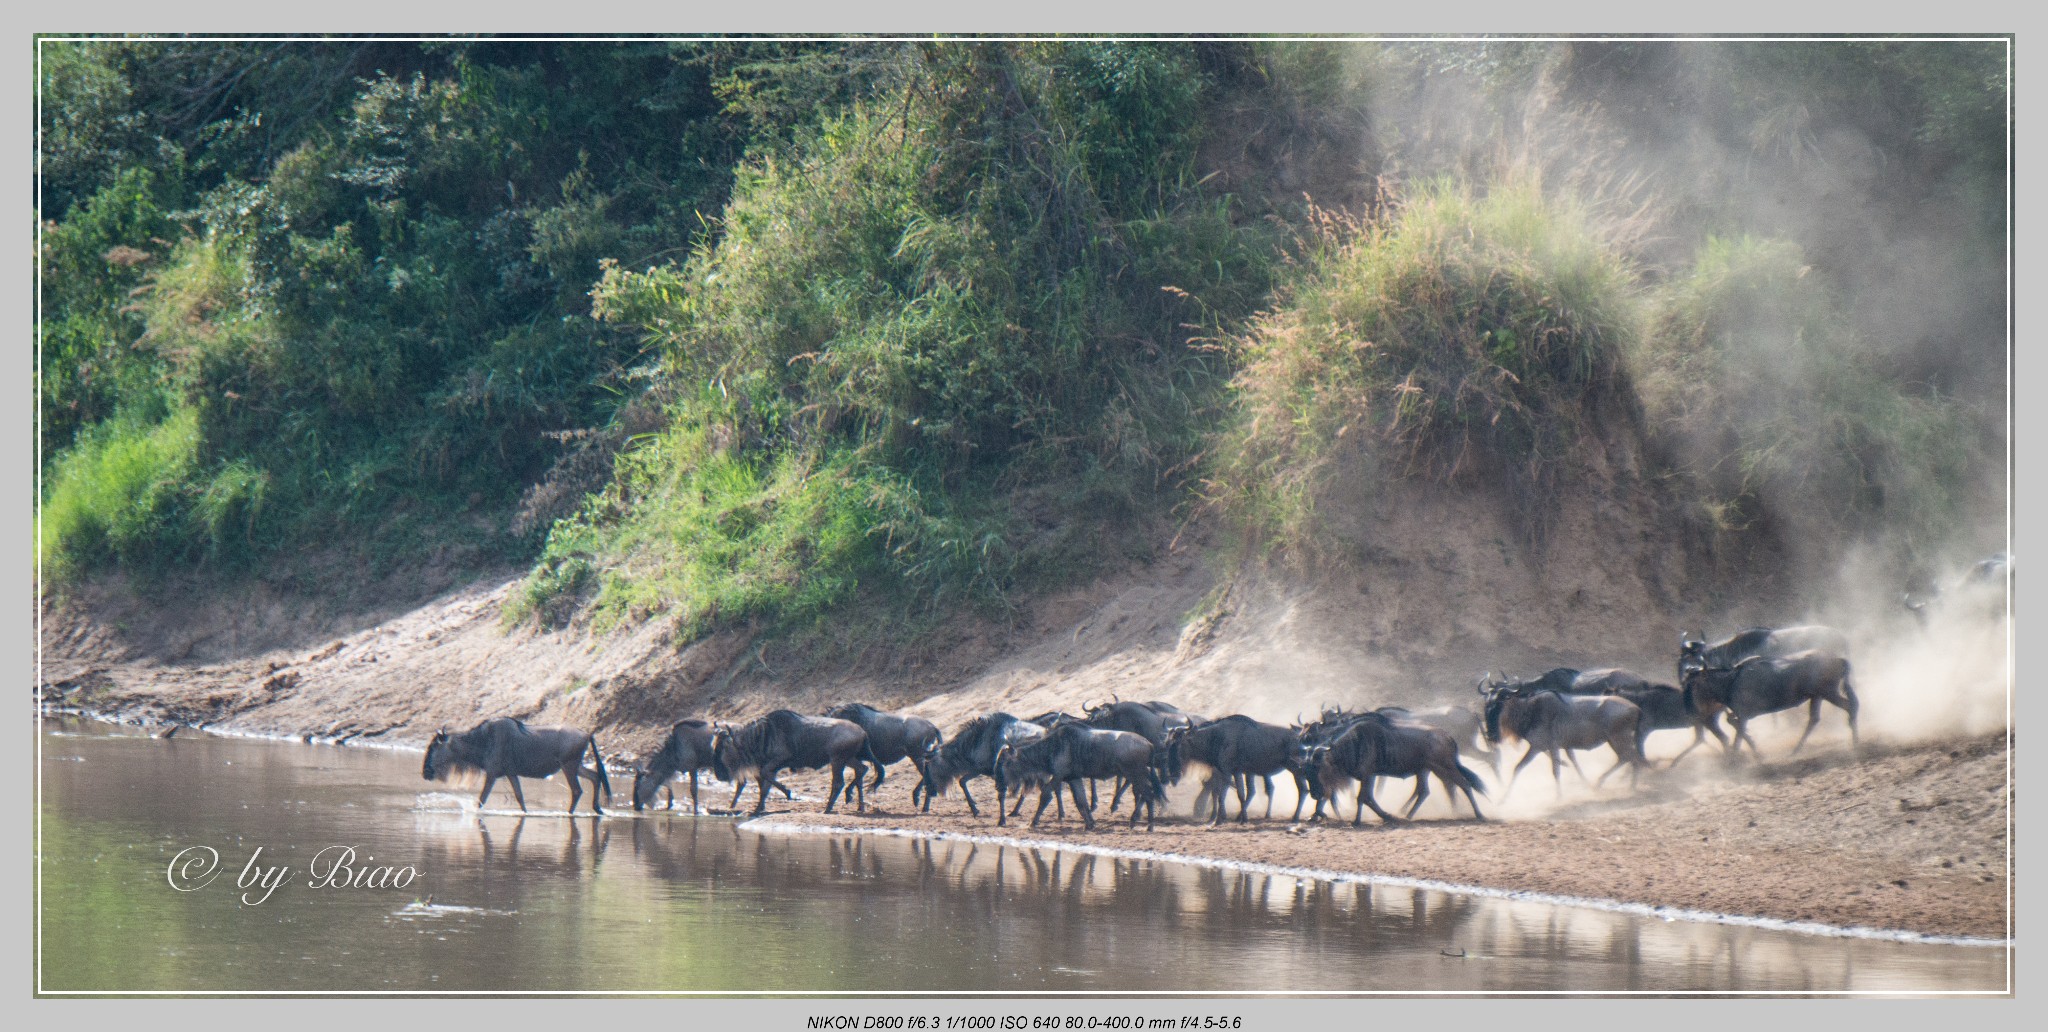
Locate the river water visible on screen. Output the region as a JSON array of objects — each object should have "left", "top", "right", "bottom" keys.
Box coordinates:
[{"left": 36, "top": 717, "right": 2007, "bottom": 994}]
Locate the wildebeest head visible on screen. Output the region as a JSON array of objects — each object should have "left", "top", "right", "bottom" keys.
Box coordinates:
[
  {"left": 422, "top": 729, "right": 455, "bottom": 781},
  {"left": 708, "top": 722, "right": 740, "bottom": 782},
  {"left": 1480, "top": 686, "right": 1521, "bottom": 744}
]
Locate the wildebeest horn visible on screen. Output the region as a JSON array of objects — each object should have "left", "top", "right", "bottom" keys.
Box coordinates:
[{"left": 1083, "top": 698, "right": 1100, "bottom": 714}]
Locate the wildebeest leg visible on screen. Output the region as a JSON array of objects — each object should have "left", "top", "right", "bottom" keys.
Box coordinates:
[
  {"left": 728, "top": 778, "right": 747, "bottom": 810},
  {"left": 564, "top": 761, "right": 584, "bottom": 813},
  {"left": 753, "top": 768, "right": 775, "bottom": 815},
  {"left": 1028, "top": 784, "right": 1057, "bottom": 828},
  {"left": 1403, "top": 775, "right": 1430, "bottom": 818},
  {"left": 1564, "top": 749, "right": 1591, "bottom": 786},
  {"left": 1262, "top": 775, "right": 1277, "bottom": 820},
  {"left": 1594, "top": 751, "right": 1631, "bottom": 788},
  {"left": 1071, "top": 780, "right": 1095, "bottom": 831},
  {"left": 477, "top": 774, "right": 500, "bottom": 810},
  {"left": 1354, "top": 777, "right": 1400, "bottom": 825},
  {"left": 959, "top": 775, "right": 981, "bottom": 818},
  {"left": 825, "top": 763, "right": 845, "bottom": 814},
  {"left": 1841, "top": 676, "right": 1861, "bottom": 749},
  {"left": 1729, "top": 715, "right": 1765, "bottom": 761},
  {"left": 1107, "top": 777, "right": 1125, "bottom": 814},
  {"left": 1449, "top": 769, "right": 1487, "bottom": 821},
  {"left": 1502, "top": 745, "right": 1540, "bottom": 803},
  {"left": 508, "top": 776, "right": 529, "bottom": 813},
  {"left": 1203, "top": 775, "right": 1228, "bottom": 827},
  {"left": 689, "top": 771, "right": 701, "bottom": 814},
  {"left": 1790, "top": 698, "right": 1825, "bottom": 755},
  {"left": 1670, "top": 717, "right": 1730, "bottom": 769}
]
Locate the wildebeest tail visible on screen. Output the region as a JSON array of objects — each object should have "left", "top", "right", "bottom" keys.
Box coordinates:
[
  {"left": 1455, "top": 762, "right": 1488, "bottom": 797},
  {"left": 589, "top": 737, "right": 613, "bottom": 803}
]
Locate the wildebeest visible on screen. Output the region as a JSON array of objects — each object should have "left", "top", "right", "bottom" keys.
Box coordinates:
[
  {"left": 1082, "top": 698, "right": 1202, "bottom": 813},
  {"left": 1681, "top": 649, "right": 1860, "bottom": 760},
  {"left": 1479, "top": 679, "right": 1649, "bottom": 798},
  {"left": 915, "top": 713, "right": 1047, "bottom": 818},
  {"left": 1549, "top": 669, "right": 1729, "bottom": 768},
  {"left": 711, "top": 710, "right": 874, "bottom": 816},
  {"left": 1905, "top": 553, "right": 2012, "bottom": 626},
  {"left": 1677, "top": 625, "right": 1850, "bottom": 685},
  {"left": 631, "top": 719, "right": 719, "bottom": 812},
  {"left": 995, "top": 722, "right": 1164, "bottom": 830},
  {"left": 423, "top": 718, "right": 613, "bottom": 814},
  {"left": 1375, "top": 702, "right": 1497, "bottom": 771},
  {"left": 1309, "top": 711, "right": 1487, "bottom": 825},
  {"left": 1160, "top": 715, "right": 1305, "bottom": 825},
  {"left": 822, "top": 703, "right": 940, "bottom": 805}
]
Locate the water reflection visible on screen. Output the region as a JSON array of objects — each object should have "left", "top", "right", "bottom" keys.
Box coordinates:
[{"left": 39, "top": 717, "right": 2004, "bottom": 994}]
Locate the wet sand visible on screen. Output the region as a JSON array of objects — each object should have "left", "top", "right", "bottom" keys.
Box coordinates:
[{"left": 717, "top": 732, "right": 2010, "bottom": 942}]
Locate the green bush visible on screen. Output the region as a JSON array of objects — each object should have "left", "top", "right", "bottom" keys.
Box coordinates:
[
  {"left": 1214, "top": 178, "right": 1644, "bottom": 554},
  {"left": 1644, "top": 234, "right": 1977, "bottom": 553},
  {"left": 39, "top": 400, "right": 201, "bottom": 580}
]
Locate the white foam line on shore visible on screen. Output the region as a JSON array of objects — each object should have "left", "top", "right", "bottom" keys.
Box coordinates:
[{"left": 742, "top": 819, "right": 2011, "bottom": 950}]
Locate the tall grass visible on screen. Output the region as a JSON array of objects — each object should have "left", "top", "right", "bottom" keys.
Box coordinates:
[
  {"left": 39, "top": 401, "right": 201, "bottom": 581},
  {"left": 1213, "top": 178, "right": 1644, "bottom": 555},
  {"left": 1641, "top": 234, "right": 1979, "bottom": 558}
]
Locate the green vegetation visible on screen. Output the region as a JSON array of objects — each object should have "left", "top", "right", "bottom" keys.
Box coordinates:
[
  {"left": 1643, "top": 234, "right": 1977, "bottom": 554},
  {"left": 38, "top": 38, "right": 2006, "bottom": 639},
  {"left": 1214, "top": 180, "right": 1644, "bottom": 554},
  {"left": 517, "top": 44, "right": 1287, "bottom": 631}
]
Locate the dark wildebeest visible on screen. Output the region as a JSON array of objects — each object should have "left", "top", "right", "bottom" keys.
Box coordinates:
[
  {"left": 1374, "top": 703, "right": 1497, "bottom": 771},
  {"left": 1677, "top": 625, "right": 1850, "bottom": 685},
  {"left": 632, "top": 719, "right": 720, "bottom": 812},
  {"left": 423, "top": 718, "right": 613, "bottom": 815},
  {"left": 995, "top": 723, "right": 1164, "bottom": 831},
  {"left": 1479, "top": 679, "right": 1649, "bottom": 799},
  {"left": 1160, "top": 715, "right": 1305, "bottom": 825},
  {"left": 1308, "top": 711, "right": 1487, "bottom": 825},
  {"left": 822, "top": 703, "right": 941, "bottom": 805},
  {"left": 915, "top": 713, "right": 1047, "bottom": 818},
  {"left": 1681, "top": 649, "right": 1860, "bottom": 760},
  {"left": 711, "top": 710, "right": 874, "bottom": 816},
  {"left": 1082, "top": 698, "right": 1202, "bottom": 813},
  {"left": 1551, "top": 669, "right": 1730, "bottom": 769},
  {"left": 1286, "top": 707, "right": 1383, "bottom": 821}
]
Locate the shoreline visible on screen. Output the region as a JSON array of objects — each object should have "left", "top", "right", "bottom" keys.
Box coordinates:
[{"left": 742, "top": 818, "right": 2009, "bottom": 948}]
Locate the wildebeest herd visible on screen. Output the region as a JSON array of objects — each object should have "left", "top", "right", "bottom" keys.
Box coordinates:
[{"left": 419, "top": 620, "right": 1873, "bottom": 830}]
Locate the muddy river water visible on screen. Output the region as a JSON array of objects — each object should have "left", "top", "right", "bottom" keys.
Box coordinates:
[{"left": 36, "top": 717, "right": 2007, "bottom": 994}]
